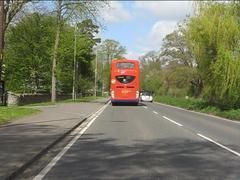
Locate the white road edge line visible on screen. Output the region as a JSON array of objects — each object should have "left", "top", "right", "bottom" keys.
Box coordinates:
[
  {"left": 197, "top": 133, "right": 240, "bottom": 157},
  {"left": 153, "top": 111, "right": 158, "bottom": 114},
  {"left": 154, "top": 102, "right": 240, "bottom": 124},
  {"left": 33, "top": 102, "right": 109, "bottom": 180},
  {"left": 143, "top": 106, "right": 147, "bottom": 109},
  {"left": 162, "top": 116, "right": 183, "bottom": 127}
]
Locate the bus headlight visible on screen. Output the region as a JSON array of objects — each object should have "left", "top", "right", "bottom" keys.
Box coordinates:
[
  {"left": 111, "top": 90, "right": 115, "bottom": 98},
  {"left": 136, "top": 91, "right": 139, "bottom": 98}
]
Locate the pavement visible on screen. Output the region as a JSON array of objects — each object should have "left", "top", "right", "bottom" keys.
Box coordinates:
[
  {"left": 34, "top": 102, "right": 240, "bottom": 180},
  {"left": 0, "top": 98, "right": 109, "bottom": 180}
]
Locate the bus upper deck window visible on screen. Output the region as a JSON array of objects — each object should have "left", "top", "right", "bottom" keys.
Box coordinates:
[{"left": 116, "top": 62, "right": 135, "bottom": 69}]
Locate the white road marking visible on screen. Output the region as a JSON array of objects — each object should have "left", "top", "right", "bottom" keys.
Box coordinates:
[
  {"left": 143, "top": 106, "right": 147, "bottom": 109},
  {"left": 154, "top": 102, "right": 240, "bottom": 124},
  {"left": 33, "top": 102, "right": 109, "bottom": 180},
  {"left": 162, "top": 116, "right": 183, "bottom": 127},
  {"left": 153, "top": 111, "right": 158, "bottom": 114},
  {"left": 197, "top": 133, "right": 240, "bottom": 157}
]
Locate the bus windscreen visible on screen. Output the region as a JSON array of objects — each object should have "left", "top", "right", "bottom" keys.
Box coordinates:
[{"left": 116, "top": 62, "right": 134, "bottom": 69}]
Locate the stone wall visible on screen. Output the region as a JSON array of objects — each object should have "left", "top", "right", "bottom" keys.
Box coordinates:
[{"left": 6, "top": 92, "right": 72, "bottom": 106}]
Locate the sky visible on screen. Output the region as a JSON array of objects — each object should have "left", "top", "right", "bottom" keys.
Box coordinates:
[
  {"left": 32, "top": 1, "right": 194, "bottom": 59},
  {"left": 99, "top": 1, "right": 194, "bottom": 59}
]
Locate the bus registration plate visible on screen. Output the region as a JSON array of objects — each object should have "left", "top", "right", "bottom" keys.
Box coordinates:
[{"left": 122, "top": 90, "right": 130, "bottom": 94}]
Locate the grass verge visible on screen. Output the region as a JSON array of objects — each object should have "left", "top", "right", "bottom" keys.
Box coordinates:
[
  {"left": 0, "top": 107, "right": 41, "bottom": 125},
  {"left": 27, "top": 96, "right": 104, "bottom": 106},
  {"left": 154, "top": 96, "right": 240, "bottom": 121}
]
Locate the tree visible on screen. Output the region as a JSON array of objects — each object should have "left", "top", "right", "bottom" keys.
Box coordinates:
[
  {"left": 98, "top": 39, "right": 127, "bottom": 63},
  {"left": 5, "top": 12, "right": 101, "bottom": 96},
  {"left": 50, "top": 0, "right": 107, "bottom": 102},
  {"left": 97, "top": 39, "right": 127, "bottom": 91},
  {"left": 187, "top": 2, "right": 240, "bottom": 108},
  {"left": 57, "top": 19, "right": 100, "bottom": 95},
  {"left": 0, "top": 0, "right": 31, "bottom": 81},
  {"left": 160, "top": 22, "right": 195, "bottom": 68},
  {"left": 139, "top": 51, "right": 163, "bottom": 94},
  {"left": 160, "top": 22, "right": 203, "bottom": 97},
  {"left": 5, "top": 13, "right": 55, "bottom": 93}
]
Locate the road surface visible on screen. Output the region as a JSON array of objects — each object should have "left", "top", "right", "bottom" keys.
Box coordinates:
[{"left": 33, "top": 102, "right": 240, "bottom": 180}]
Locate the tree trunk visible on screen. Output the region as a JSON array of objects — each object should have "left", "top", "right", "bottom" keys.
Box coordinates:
[
  {"left": 51, "top": 0, "right": 62, "bottom": 102},
  {"left": 72, "top": 24, "right": 77, "bottom": 100},
  {"left": 0, "top": 0, "right": 4, "bottom": 81}
]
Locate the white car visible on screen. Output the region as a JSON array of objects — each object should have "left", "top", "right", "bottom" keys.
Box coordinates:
[{"left": 140, "top": 92, "right": 153, "bottom": 102}]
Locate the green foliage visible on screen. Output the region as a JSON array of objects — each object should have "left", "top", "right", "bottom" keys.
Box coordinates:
[
  {"left": 57, "top": 19, "right": 99, "bottom": 94},
  {"left": 187, "top": 2, "right": 240, "bottom": 108},
  {"left": 97, "top": 39, "right": 127, "bottom": 92},
  {"left": 5, "top": 13, "right": 100, "bottom": 95},
  {"left": 140, "top": 51, "right": 163, "bottom": 94},
  {"left": 5, "top": 13, "right": 55, "bottom": 93}
]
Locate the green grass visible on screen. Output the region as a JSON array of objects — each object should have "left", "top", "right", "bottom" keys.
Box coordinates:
[
  {"left": 0, "top": 107, "right": 41, "bottom": 124},
  {"left": 27, "top": 96, "right": 103, "bottom": 106},
  {"left": 154, "top": 96, "right": 240, "bottom": 121}
]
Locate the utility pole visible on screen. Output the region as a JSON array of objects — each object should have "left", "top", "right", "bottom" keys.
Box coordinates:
[
  {"left": 0, "top": 0, "right": 4, "bottom": 81},
  {"left": 94, "top": 50, "right": 98, "bottom": 97},
  {"left": 72, "top": 24, "right": 77, "bottom": 100}
]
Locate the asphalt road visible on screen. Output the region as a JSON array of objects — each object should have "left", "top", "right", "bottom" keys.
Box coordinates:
[{"left": 33, "top": 102, "right": 240, "bottom": 180}]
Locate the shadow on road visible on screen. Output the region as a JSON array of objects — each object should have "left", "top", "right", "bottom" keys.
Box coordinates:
[
  {"left": 111, "top": 102, "right": 146, "bottom": 107},
  {"left": 45, "top": 133, "right": 240, "bottom": 180}
]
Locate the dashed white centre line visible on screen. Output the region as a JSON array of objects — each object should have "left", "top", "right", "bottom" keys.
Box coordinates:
[
  {"left": 197, "top": 133, "right": 240, "bottom": 157},
  {"left": 153, "top": 111, "right": 158, "bottom": 114},
  {"left": 33, "top": 103, "right": 109, "bottom": 180},
  {"left": 162, "top": 116, "right": 183, "bottom": 127}
]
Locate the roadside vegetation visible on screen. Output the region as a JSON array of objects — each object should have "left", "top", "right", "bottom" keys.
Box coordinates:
[
  {"left": 1, "top": 1, "right": 124, "bottom": 105},
  {"left": 0, "top": 107, "right": 40, "bottom": 124},
  {"left": 141, "top": 1, "right": 240, "bottom": 120},
  {"left": 154, "top": 96, "right": 240, "bottom": 121},
  {"left": 27, "top": 96, "right": 104, "bottom": 106}
]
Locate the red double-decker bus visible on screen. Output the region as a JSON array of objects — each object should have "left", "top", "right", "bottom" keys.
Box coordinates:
[{"left": 110, "top": 59, "right": 140, "bottom": 105}]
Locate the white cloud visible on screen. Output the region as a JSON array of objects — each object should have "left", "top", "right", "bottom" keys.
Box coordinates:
[
  {"left": 128, "top": 1, "right": 193, "bottom": 58},
  {"left": 135, "top": 1, "right": 193, "bottom": 21},
  {"left": 101, "top": 1, "right": 131, "bottom": 23},
  {"left": 148, "top": 21, "right": 177, "bottom": 47},
  {"left": 136, "top": 20, "right": 177, "bottom": 54}
]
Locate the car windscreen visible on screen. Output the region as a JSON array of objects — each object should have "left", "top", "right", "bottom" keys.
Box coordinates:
[
  {"left": 142, "top": 92, "right": 151, "bottom": 96},
  {"left": 116, "top": 75, "right": 135, "bottom": 84},
  {"left": 116, "top": 62, "right": 135, "bottom": 69}
]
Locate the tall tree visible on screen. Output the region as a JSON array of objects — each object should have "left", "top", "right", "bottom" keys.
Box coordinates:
[
  {"left": 139, "top": 51, "right": 162, "bottom": 94},
  {"left": 98, "top": 39, "right": 126, "bottom": 63},
  {"left": 57, "top": 19, "right": 100, "bottom": 95},
  {"left": 50, "top": 0, "right": 106, "bottom": 102},
  {"left": 160, "top": 23, "right": 202, "bottom": 97},
  {"left": 97, "top": 39, "right": 127, "bottom": 91},
  {"left": 5, "top": 13, "right": 55, "bottom": 93},
  {"left": 187, "top": 2, "right": 240, "bottom": 107},
  {"left": 160, "top": 22, "right": 195, "bottom": 68},
  {"left": 0, "top": 0, "right": 30, "bottom": 81}
]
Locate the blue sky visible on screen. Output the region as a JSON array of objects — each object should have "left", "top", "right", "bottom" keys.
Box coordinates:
[{"left": 99, "top": 1, "right": 194, "bottom": 59}]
